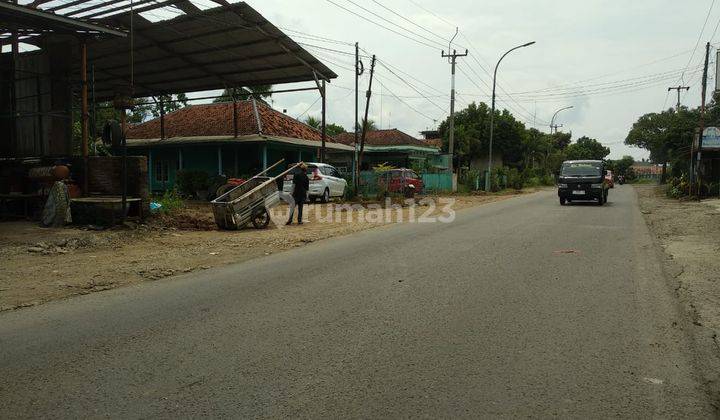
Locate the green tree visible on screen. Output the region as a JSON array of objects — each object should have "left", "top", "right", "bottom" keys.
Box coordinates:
[
  {"left": 436, "top": 101, "right": 527, "bottom": 170},
  {"left": 355, "top": 118, "right": 378, "bottom": 132},
  {"left": 305, "top": 116, "right": 320, "bottom": 129},
  {"left": 625, "top": 108, "right": 698, "bottom": 181},
  {"left": 213, "top": 85, "right": 273, "bottom": 103},
  {"left": 326, "top": 123, "right": 347, "bottom": 136},
  {"left": 611, "top": 155, "right": 635, "bottom": 177},
  {"left": 145, "top": 93, "right": 188, "bottom": 118},
  {"left": 565, "top": 136, "right": 610, "bottom": 160}
]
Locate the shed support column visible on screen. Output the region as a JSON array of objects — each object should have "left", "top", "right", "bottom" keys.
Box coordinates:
[
  {"left": 262, "top": 144, "right": 268, "bottom": 170},
  {"left": 217, "top": 146, "right": 222, "bottom": 175},
  {"left": 148, "top": 149, "right": 153, "bottom": 190},
  {"left": 81, "top": 41, "right": 89, "bottom": 194},
  {"left": 234, "top": 147, "right": 238, "bottom": 176},
  {"left": 178, "top": 148, "right": 183, "bottom": 170},
  {"left": 321, "top": 80, "right": 326, "bottom": 163},
  {"left": 298, "top": 150, "right": 302, "bottom": 162},
  {"left": 160, "top": 97, "right": 165, "bottom": 140},
  {"left": 233, "top": 95, "right": 238, "bottom": 138}
]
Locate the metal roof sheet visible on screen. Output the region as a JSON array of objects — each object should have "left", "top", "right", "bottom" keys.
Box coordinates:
[
  {"left": 3, "top": 1, "right": 337, "bottom": 99},
  {"left": 0, "top": 1, "right": 126, "bottom": 37},
  {"left": 85, "top": 2, "right": 337, "bottom": 100}
]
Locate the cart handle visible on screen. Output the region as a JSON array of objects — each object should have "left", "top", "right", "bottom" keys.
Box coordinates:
[{"left": 253, "top": 159, "right": 285, "bottom": 178}]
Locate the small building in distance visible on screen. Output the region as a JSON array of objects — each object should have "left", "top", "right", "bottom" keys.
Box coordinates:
[{"left": 335, "top": 128, "right": 441, "bottom": 171}]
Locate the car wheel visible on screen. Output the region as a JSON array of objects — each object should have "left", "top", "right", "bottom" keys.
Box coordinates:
[
  {"left": 321, "top": 188, "right": 330, "bottom": 203},
  {"left": 597, "top": 195, "right": 604, "bottom": 206},
  {"left": 560, "top": 197, "right": 566, "bottom": 205}
]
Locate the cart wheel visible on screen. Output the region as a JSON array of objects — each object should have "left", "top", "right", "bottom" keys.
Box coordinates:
[
  {"left": 215, "top": 183, "right": 234, "bottom": 199},
  {"left": 251, "top": 208, "right": 271, "bottom": 229}
]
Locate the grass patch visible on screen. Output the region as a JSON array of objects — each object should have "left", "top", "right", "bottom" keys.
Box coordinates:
[
  {"left": 154, "top": 189, "right": 185, "bottom": 214},
  {"left": 629, "top": 178, "right": 658, "bottom": 185}
]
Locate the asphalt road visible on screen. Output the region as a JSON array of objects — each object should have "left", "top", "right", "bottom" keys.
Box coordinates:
[{"left": 0, "top": 186, "right": 713, "bottom": 418}]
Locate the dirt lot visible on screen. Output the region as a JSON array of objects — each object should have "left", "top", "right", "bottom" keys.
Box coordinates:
[
  {"left": 635, "top": 185, "right": 720, "bottom": 400},
  {"left": 0, "top": 191, "right": 536, "bottom": 311}
]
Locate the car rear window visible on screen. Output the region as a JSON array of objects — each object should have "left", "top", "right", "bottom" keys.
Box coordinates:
[{"left": 561, "top": 162, "right": 601, "bottom": 177}]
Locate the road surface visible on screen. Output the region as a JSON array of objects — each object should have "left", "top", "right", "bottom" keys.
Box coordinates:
[{"left": 0, "top": 186, "right": 713, "bottom": 418}]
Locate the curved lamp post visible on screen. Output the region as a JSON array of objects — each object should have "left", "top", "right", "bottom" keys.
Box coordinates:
[
  {"left": 550, "top": 105, "right": 573, "bottom": 134},
  {"left": 486, "top": 41, "right": 536, "bottom": 191}
]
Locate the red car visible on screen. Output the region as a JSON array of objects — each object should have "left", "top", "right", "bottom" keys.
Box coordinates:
[{"left": 379, "top": 169, "right": 424, "bottom": 196}]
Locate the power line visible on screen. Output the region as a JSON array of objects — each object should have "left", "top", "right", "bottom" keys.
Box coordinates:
[
  {"left": 680, "top": 0, "right": 716, "bottom": 84},
  {"left": 343, "top": 0, "right": 446, "bottom": 49},
  {"left": 376, "top": 60, "right": 447, "bottom": 114},
  {"left": 324, "top": 0, "right": 439, "bottom": 49},
  {"left": 370, "top": 0, "right": 450, "bottom": 45},
  {"left": 375, "top": 78, "right": 440, "bottom": 122},
  {"left": 278, "top": 26, "right": 354, "bottom": 46},
  {"left": 295, "top": 96, "right": 322, "bottom": 119}
]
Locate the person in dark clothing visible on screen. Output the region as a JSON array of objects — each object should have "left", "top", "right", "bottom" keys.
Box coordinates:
[{"left": 287, "top": 163, "right": 309, "bottom": 225}]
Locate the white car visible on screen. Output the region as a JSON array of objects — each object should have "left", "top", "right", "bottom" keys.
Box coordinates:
[{"left": 283, "top": 162, "right": 347, "bottom": 202}]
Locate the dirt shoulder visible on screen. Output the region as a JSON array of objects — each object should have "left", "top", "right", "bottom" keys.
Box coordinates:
[
  {"left": 635, "top": 185, "right": 720, "bottom": 402},
  {"left": 0, "top": 190, "right": 541, "bottom": 312}
]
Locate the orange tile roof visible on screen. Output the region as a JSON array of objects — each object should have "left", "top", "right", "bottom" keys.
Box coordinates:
[
  {"left": 126, "top": 100, "right": 332, "bottom": 143},
  {"left": 335, "top": 128, "right": 437, "bottom": 148},
  {"left": 423, "top": 138, "right": 443, "bottom": 148}
]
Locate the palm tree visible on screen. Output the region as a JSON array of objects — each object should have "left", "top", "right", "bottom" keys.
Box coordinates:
[
  {"left": 305, "top": 116, "right": 321, "bottom": 129},
  {"left": 355, "top": 118, "right": 377, "bottom": 132}
]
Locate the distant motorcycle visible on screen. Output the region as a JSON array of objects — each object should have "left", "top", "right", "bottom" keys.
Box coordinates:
[{"left": 617, "top": 175, "right": 625, "bottom": 185}]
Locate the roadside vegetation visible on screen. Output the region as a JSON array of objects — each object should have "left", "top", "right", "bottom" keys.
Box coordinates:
[
  {"left": 625, "top": 94, "right": 720, "bottom": 198},
  {"left": 433, "top": 101, "right": 639, "bottom": 191}
]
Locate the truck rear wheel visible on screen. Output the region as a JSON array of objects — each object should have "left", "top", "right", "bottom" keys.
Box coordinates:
[{"left": 559, "top": 197, "right": 566, "bottom": 205}]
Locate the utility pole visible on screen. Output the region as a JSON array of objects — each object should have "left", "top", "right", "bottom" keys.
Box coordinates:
[
  {"left": 353, "top": 42, "right": 364, "bottom": 190},
  {"left": 668, "top": 85, "right": 690, "bottom": 110},
  {"left": 321, "top": 79, "right": 326, "bottom": 163},
  {"left": 441, "top": 43, "right": 468, "bottom": 178},
  {"left": 692, "top": 42, "right": 711, "bottom": 197},
  {"left": 358, "top": 55, "right": 376, "bottom": 182}
]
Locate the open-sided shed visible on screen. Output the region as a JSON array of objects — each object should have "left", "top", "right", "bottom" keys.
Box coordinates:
[{"left": 1, "top": 0, "right": 338, "bottom": 222}]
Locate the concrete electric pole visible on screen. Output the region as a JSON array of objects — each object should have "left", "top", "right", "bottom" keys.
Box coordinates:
[
  {"left": 441, "top": 28, "right": 467, "bottom": 179},
  {"left": 668, "top": 85, "right": 690, "bottom": 110}
]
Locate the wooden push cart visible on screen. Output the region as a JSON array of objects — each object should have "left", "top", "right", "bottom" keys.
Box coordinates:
[{"left": 211, "top": 160, "right": 298, "bottom": 230}]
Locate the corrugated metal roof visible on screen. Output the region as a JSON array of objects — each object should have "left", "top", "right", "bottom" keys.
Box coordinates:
[
  {"left": 86, "top": 2, "right": 337, "bottom": 99},
  {"left": 0, "top": 2, "right": 126, "bottom": 37},
  {"left": 3, "top": 1, "right": 337, "bottom": 99}
]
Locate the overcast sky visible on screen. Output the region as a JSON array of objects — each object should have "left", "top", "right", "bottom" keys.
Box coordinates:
[{"left": 210, "top": 0, "right": 719, "bottom": 159}]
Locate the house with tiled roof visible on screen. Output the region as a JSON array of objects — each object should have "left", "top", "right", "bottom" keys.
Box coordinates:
[
  {"left": 126, "top": 99, "right": 353, "bottom": 191},
  {"left": 335, "top": 128, "right": 441, "bottom": 170}
]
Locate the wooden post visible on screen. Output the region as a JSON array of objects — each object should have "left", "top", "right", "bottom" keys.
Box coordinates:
[
  {"left": 321, "top": 80, "right": 326, "bottom": 163},
  {"left": 148, "top": 149, "right": 153, "bottom": 190},
  {"left": 262, "top": 144, "right": 268, "bottom": 170},
  {"left": 159, "top": 96, "right": 165, "bottom": 140},
  {"left": 81, "top": 41, "right": 89, "bottom": 194},
  {"left": 233, "top": 94, "right": 238, "bottom": 138}
]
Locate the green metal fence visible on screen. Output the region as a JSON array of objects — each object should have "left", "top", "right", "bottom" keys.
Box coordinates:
[
  {"left": 421, "top": 173, "right": 453, "bottom": 192},
  {"left": 357, "top": 171, "right": 453, "bottom": 195}
]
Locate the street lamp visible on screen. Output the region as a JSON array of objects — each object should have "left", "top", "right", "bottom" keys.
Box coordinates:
[
  {"left": 486, "top": 41, "right": 536, "bottom": 191},
  {"left": 550, "top": 106, "right": 573, "bottom": 134}
]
